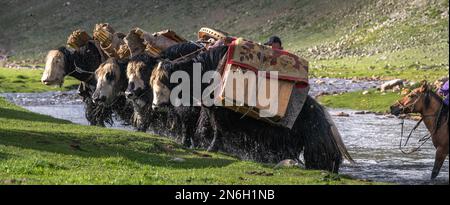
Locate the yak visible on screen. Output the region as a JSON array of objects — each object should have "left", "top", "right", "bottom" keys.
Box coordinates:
[
  {"left": 94, "top": 42, "right": 201, "bottom": 133},
  {"left": 150, "top": 45, "right": 354, "bottom": 172},
  {"left": 41, "top": 42, "right": 133, "bottom": 126}
]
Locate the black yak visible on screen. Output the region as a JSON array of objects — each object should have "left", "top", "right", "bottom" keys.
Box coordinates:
[
  {"left": 150, "top": 46, "right": 353, "bottom": 172},
  {"left": 124, "top": 42, "right": 201, "bottom": 132},
  {"left": 93, "top": 42, "right": 201, "bottom": 132},
  {"left": 41, "top": 42, "right": 133, "bottom": 126}
]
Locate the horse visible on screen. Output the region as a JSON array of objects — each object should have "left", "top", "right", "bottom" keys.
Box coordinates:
[
  {"left": 150, "top": 45, "right": 353, "bottom": 172},
  {"left": 41, "top": 42, "right": 111, "bottom": 126},
  {"left": 390, "top": 81, "right": 449, "bottom": 179}
]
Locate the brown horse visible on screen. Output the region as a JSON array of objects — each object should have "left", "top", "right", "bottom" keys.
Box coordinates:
[{"left": 390, "top": 81, "right": 449, "bottom": 179}]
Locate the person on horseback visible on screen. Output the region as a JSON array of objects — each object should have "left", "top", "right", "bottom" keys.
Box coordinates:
[{"left": 438, "top": 80, "right": 449, "bottom": 106}]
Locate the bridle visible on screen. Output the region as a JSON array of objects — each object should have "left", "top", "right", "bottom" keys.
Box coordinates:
[
  {"left": 59, "top": 48, "right": 97, "bottom": 87},
  {"left": 397, "top": 90, "right": 444, "bottom": 120},
  {"left": 65, "top": 60, "right": 96, "bottom": 84},
  {"left": 396, "top": 91, "right": 422, "bottom": 114}
]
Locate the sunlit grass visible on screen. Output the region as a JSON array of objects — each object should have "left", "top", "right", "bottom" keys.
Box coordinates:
[
  {"left": 318, "top": 90, "right": 402, "bottom": 113},
  {"left": 0, "top": 67, "right": 79, "bottom": 93},
  {"left": 0, "top": 98, "right": 381, "bottom": 185}
]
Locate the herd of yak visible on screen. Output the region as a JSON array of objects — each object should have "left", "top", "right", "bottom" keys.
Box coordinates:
[{"left": 40, "top": 25, "right": 353, "bottom": 173}]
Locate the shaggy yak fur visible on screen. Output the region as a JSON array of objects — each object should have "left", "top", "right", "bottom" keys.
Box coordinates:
[
  {"left": 57, "top": 42, "right": 133, "bottom": 126},
  {"left": 57, "top": 43, "right": 105, "bottom": 126},
  {"left": 125, "top": 42, "right": 201, "bottom": 132},
  {"left": 151, "top": 46, "right": 353, "bottom": 172},
  {"left": 92, "top": 58, "right": 135, "bottom": 126}
]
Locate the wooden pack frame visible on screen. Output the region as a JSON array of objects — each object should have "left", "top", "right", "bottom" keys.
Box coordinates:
[
  {"left": 93, "top": 23, "right": 129, "bottom": 60},
  {"left": 132, "top": 28, "right": 187, "bottom": 57},
  {"left": 198, "top": 27, "right": 229, "bottom": 41},
  {"left": 216, "top": 64, "right": 295, "bottom": 122},
  {"left": 67, "top": 30, "right": 92, "bottom": 49}
]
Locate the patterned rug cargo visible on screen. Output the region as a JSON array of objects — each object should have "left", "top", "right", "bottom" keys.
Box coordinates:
[{"left": 216, "top": 38, "right": 310, "bottom": 129}]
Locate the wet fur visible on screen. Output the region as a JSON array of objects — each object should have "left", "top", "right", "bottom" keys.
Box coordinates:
[
  {"left": 43, "top": 43, "right": 119, "bottom": 126},
  {"left": 152, "top": 46, "right": 349, "bottom": 172},
  {"left": 128, "top": 42, "right": 201, "bottom": 132},
  {"left": 93, "top": 57, "right": 133, "bottom": 125}
]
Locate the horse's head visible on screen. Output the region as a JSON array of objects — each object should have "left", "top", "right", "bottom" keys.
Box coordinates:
[
  {"left": 390, "top": 81, "right": 431, "bottom": 116},
  {"left": 125, "top": 53, "right": 158, "bottom": 101},
  {"left": 41, "top": 47, "right": 70, "bottom": 86},
  {"left": 92, "top": 57, "right": 126, "bottom": 104},
  {"left": 150, "top": 61, "right": 172, "bottom": 109}
]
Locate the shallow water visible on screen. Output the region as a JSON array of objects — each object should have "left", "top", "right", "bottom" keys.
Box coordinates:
[
  {"left": 329, "top": 109, "right": 448, "bottom": 185},
  {"left": 1, "top": 91, "right": 131, "bottom": 130},
  {"left": 1, "top": 81, "right": 448, "bottom": 184}
]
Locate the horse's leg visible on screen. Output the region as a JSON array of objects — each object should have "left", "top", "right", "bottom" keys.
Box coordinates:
[{"left": 431, "top": 146, "right": 448, "bottom": 179}]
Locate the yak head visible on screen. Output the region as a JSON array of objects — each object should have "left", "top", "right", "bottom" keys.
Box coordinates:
[
  {"left": 41, "top": 48, "right": 70, "bottom": 86},
  {"left": 125, "top": 53, "right": 158, "bottom": 102},
  {"left": 150, "top": 61, "right": 172, "bottom": 109},
  {"left": 93, "top": 57, "right": 126, "bottom": 104}
]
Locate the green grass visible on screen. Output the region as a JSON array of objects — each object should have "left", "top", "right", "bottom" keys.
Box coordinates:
[
  {"left": 318, "top": 90, "right": 402, "bottom": 113},
  {"left": 0, "top": 67, "right": 79, "bottom": 93},
  {"left": 0, "top": 97, "right": 380, "bottom": 185},
  {"left": 310, "top": 45, "right": 449, "bottom": 81}
]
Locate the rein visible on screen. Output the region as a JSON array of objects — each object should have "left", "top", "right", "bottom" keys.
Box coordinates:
[
  {"left": 65, "top": 41, "right": 105, "bottom": 83},
  {"left": 399, "top": 118, "right": 430, "bottom": 154},
  {"left": 169, "top": 47, "right": 206, "bottom": 64},
  {"left": 65, "top": 62, "right": 96, "bottom": 85},
  {"left": 62, "top": 48, "right": 97, "bottom": 84}
]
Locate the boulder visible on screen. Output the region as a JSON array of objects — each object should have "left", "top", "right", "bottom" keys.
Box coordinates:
[
  {"left": 335, "top": 112, "right": 350, "bottom": 117},
  {"left": 274, "top": 159, "right": 298, "bottom": 169},
  {"left": 315, "top": 79, "right": 325, "bottom": 85},
  {"left": 380, "top": 79, "right": 403, "bottom": 92},
  {"left": 401, "top": 88, "right": 411, "bottom": 95},
  {"left": 392, "top": 85, "right": 401, "bottom": 92}
]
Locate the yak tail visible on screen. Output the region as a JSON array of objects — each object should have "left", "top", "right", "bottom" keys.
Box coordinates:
[{"left": 321, "top": 105, "right": 355, "bottom": 164}]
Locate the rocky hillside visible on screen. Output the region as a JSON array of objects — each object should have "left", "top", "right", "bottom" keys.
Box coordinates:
[{"left": 0, "top": 0, "right": 448, "bottom": 68}]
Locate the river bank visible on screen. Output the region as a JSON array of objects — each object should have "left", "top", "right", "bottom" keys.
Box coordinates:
[
  {"left": 1, "top": 90, "right": 448, "bottom": 184},
  {"left": 0, "top": 96, "right": 382, "bottom": 185}
]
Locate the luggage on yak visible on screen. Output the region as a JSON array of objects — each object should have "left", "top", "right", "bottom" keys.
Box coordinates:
[{"left": 198, "top": 28, "right": 310, "bottom": 129}]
